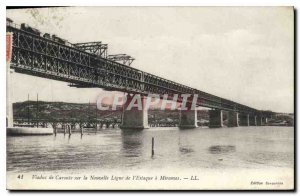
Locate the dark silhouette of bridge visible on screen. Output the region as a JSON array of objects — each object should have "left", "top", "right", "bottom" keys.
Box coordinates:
[{"left": 6, "top": 20, "right": 273, "bottom": 130}]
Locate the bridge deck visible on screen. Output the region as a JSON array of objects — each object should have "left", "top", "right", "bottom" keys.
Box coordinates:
[{"left": 7, "top": 23, "right": 261, "bottom": 115}]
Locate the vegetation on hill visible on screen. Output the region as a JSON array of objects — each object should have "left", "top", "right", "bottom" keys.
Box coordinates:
[{"left": 13, "top": 101, "right": 294, "bottom": 126}]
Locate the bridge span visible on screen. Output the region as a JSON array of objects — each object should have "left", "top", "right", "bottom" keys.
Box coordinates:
[{"left": 6, "top": 20, "right": 273, "bottom": 129}]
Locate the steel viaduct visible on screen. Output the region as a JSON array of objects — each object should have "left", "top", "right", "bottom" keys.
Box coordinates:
[{"left": 6, "top": 21, "right": 272, "bottom": 130}]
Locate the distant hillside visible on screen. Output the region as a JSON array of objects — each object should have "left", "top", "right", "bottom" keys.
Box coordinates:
[
  {"left": 13, "top": 101, "right": 210, "bottom": 122},
  {"left": 269, "top": 113, "right": 294, "bottom": 126},
  {"left": 13, "top": 101, "right": 122, "bottom": 121},
  {"left": 13, "top": 101, "right": 293, "bottom": 126}
]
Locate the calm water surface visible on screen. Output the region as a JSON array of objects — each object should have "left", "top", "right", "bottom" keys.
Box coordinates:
[{"left": 7, "top": 126, "right": 294, "bottom": 173}]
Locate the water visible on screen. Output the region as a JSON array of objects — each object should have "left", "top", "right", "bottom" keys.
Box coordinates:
[{"left": 7, "top": 126, "right": 294, "bottom": 174}]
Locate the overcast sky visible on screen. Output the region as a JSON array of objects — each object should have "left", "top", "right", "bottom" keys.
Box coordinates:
[{"left": 7, "top": 7, "right": 294, "bottom": 113}]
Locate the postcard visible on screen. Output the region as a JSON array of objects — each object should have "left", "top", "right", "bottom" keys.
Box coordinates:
[{"left": 6, "top": 6, "right": 294, "bottom": 190}]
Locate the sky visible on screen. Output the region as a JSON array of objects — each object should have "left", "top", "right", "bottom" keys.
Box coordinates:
[{"left": 6, "top": 7, "right": 294, "bottom": 113}]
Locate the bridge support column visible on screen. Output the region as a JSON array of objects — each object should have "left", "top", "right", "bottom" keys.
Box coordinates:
[
  {"left": 209, "top": 110, "right": 223, "bottom": 128},
  {"left": 257, "top": 116, "right": 263, "bottom": 126},
  {"left": 239, "top": 114, "right": 249, "bottom": 126},
  {"left": 228, "top": 111, "right": 239, "bottom": 127},
  {"left": 120, "top": 94, "right": 149, "bottom": 130},
  {"left": 262, "top": 117, "right": 268, "bottom": 125},
  {"left": 179, "top": 109, "right": 198, "bottom": 128},
  {"left": 249, "top": 116, "right": 257, "bottom": 126}
]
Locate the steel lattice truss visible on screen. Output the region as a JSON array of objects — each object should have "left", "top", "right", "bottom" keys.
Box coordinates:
[
  {"left": 74, "top": 42, "right": 108, "bottom": 58},
  {"left": 7, "top": 25, "right": 264, "bottom": 115},
  {"left": 107, "top": 54, "right": 135, "bottom": 66}
]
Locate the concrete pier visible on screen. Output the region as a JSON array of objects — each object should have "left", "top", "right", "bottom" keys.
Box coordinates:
[
  {"left": 257, "top": 116, "right": 263, "bottom": 126},
  {"left": 179, "top": 109, "right": 198, "bottom": 128},
  {"left": 209, "top": 110, "right": 223, "bottom": 128},
  {"left": 249, "top": 116, "right": 257, "bottom": 126},
  {"left": 228, "top": 111, "right": 239, "bottom": 127},
  {"left": 239, "top": 114, "right": 250, "bottom": 126},
  {"left": 120, "top": 94, "right": 149, "bottom": 130},
  {"left": 262, "top": 117, "right": 268, "bottom": 124}
]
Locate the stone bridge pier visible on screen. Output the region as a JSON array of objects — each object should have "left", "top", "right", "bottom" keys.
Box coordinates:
[
  {"left": 209, "top": 110, "right": 223, "bottom": 128},
  {"left": 120, "top": 94, "right": 149, "bottom": 130},
  {"left": 179, "top": 108, "right": 226, "bottom": 129},
  {"left": 179, "top": 109, "right": 198, "bottom": 128},
  {"left": 262, "top": 116, "right": 268, "bottom": 124},
  {"left": 257, "top": 116, "right": 263, "bottom": 126},
  {"left": 257, "top": 116, "right": 268, "bottom": 126},
  {"left": 249, "top": 115, "right": 257, "bottom": 126},
  {"left": 228, "top": 111, "right": 239, "bottom": 127},
  {"left": 239, "top": 114, "right": 249, "bottom": 126}
]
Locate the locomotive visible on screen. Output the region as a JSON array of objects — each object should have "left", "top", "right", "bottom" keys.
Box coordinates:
[
  {"left": 6, "top": 17, "right": 67, "bottom": 45},
  {"left": 20, "top": 23, "right": 41, "bottom": 36}
]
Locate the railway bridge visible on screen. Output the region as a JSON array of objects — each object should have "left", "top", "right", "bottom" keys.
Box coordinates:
[{"left": 6, "top": 20, "right": 273, "bottom": 130}]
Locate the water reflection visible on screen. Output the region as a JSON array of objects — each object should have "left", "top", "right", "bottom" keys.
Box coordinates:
[
  {"left": 6, "top": 127, "right": 294, "bottom": 173},
  {"left": 178, "top": 130, "right": 195, "bottom": 155},
  {"left": 121, "top": 130, "right": 144, "bottom": 158},
  {"left": 179, "top": 147, "right": 194, "bottom": 154},
  {"left": 208, "top": 145, "right": 236, "bottom": 154}
]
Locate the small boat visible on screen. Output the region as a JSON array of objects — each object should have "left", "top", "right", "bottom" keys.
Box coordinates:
[{"left": 7, "top": 127, "right": 53, "bottom": 136}]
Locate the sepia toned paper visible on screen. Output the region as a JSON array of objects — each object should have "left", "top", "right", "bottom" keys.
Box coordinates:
[{"left": 6, "top": 6, "right": 294, "bottom": 190}]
